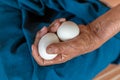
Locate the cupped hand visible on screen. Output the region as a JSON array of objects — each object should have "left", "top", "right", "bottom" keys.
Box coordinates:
[
  {"left": 32, "top": 5, "right": 120, "bottom": 66},
  {"left": 32, "top": 18, "right": 102, "bottom": 66}
]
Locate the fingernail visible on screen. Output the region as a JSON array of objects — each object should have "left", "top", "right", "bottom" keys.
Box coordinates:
[
  {"left": 60, "top": 18, "right": 66, "bottom": 21},
  {"left": 47, "top": 46, "right": 55, "bottom": 54},
  {"left": 40, "top": 26, "right": 46, "bottom": 32},
  {"left": 47, "top": 47, "right": 53, "bottom": 54}
]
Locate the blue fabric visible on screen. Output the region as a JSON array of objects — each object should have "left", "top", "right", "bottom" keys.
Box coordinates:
[{"left": 0, "top": 0, "right": 120, "bottom": 80}]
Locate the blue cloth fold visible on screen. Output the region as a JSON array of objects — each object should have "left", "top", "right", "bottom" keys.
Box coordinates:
[{"left": 0, "top": 0, "right": 120, "bottom": 80}]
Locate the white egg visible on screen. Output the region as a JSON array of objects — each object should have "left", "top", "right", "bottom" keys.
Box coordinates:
[
  {"left": 38, "top": 33, "right": 59, "bottom": 60},
  {"left": 38, "top": 21, "right": 80, "bottom": 60},
  {"left": 57, "top": 21, "right": 80, "bottom": 41}
]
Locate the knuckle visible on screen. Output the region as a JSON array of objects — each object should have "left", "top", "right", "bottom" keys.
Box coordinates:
[
  {"left": 56, "top": 44, "right": 65, "bottom": 54},
  {"left": 88, "top": 22, "right": 104, "bottom": 39},
  {"left": 58, "top": 45, "right": 67, "bottom": 54}
]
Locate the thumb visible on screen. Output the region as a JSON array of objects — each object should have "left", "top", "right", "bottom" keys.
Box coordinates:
[{"left": 46, "top": 42, "right": 68, "bottom": 54}]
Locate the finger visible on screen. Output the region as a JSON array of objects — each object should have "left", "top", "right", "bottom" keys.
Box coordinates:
[
  {"left": 46, "top": 40, "right": 79, "bottom": 55},
  {"left": 32, "top": 44, "right": 62, "bottom": 66},
  {"left": 34, "top": 26, "right": 48, "bottom": 46},
  {"left": 48, "top": 18, "right": 66, "bottom": 32},
  {"left": 31, "top": 44, "right": 44, "bottom": 66},
  {"left": 49, "top": 18, "right": 66, "bottom": 28},
  {"left": 43, "top": 54, "right": 68, "bottom": 65}
]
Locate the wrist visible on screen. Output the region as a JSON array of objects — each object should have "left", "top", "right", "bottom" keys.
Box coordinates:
[{"left": 88, "top": 4, "right": 120, "bottom": 42}]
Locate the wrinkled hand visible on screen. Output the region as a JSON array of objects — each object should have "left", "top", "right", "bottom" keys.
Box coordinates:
[
  {"left": 31, "top": 18, "right": 103, "bottom": 66},
  {"left": 32, "top": 5, "right": 120, "bottom": 66}
]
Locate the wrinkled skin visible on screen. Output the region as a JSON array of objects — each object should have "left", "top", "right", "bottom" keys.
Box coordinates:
[{"left": 32, "top": 5, "right": 120, "bottom": 66}]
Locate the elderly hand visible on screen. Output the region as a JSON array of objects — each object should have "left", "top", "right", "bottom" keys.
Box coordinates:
[
  {"left": 31, "top": 18, "right": 102, "bottom": 66},
  {"left": 32, "top": 5, "right": 120, "bottom": 66}
]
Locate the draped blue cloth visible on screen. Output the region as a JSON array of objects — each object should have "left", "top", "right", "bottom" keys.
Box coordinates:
[{"left": 0, "top": 0, "right": 120, "bottom": 80}]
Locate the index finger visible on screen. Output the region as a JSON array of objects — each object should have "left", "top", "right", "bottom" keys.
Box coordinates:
[{"left": 48, "top": 18, "right": 66, "bottom": 33}]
